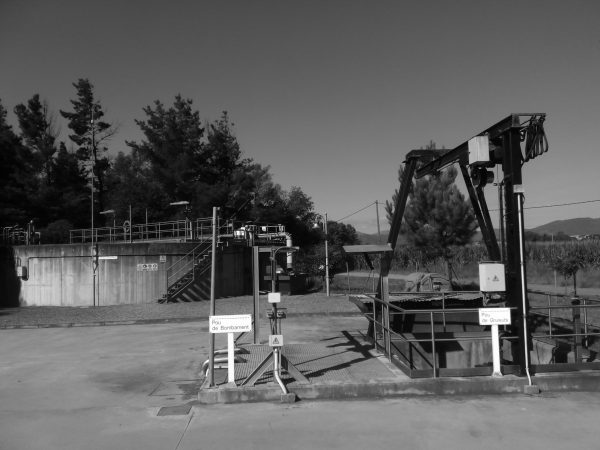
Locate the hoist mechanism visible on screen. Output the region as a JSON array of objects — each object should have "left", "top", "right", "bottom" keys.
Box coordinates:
[{"left": 380, "top": 113, "right": 548, "bottom": 375}]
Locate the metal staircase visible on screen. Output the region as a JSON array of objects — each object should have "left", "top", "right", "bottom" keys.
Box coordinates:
[
  {"left": 159, "top": 242, "right": 215, "bottom": 303},
  {"left": 156, "top": 220, "right": 291, "bottom": 303}
]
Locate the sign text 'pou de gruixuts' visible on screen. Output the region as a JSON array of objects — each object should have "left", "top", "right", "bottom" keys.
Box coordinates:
[
  {"left": 478, "top": 308, "right": 511, "bottom": 326},
  {"left": 209, "top": 314, "right": 252, "bottom": 334}
]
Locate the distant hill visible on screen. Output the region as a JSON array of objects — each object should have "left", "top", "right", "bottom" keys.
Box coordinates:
[
  {"left": 530, "top": 218, "right": 600, "bottom": 236},
  {"left": 356, "top": 230, "right": 389, "bottom": 245},
  {"left": 356, "top": 218, "right": 600, "bottom": 244}
]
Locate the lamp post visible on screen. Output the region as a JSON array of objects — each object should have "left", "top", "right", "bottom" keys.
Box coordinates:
[
  {"left": 314, "top": 213, "right": 330, "bottom": 296},
  {"left": 99, "top": 209, "right": 116, "bottom": 227},
  {"left": 170, "top": 201, "right": 191, "bottom": 240},
  {"left": 270, "top": 246, "right": 300, "bottom": 293},
  {"left": 100, "top": 210, "right": 116, "bottom": 242}
]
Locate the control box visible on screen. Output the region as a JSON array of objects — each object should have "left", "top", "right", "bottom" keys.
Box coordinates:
[
  {"left": 468, "top": 135, "right": 490, "bottom": 166},
  {"left": 479, "top": 263, "right": 505, "bottom": 292}
]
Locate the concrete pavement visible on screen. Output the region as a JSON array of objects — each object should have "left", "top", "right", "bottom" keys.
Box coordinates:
[{"left": 2, "top": 313, "right": 600, "bottom": 449}]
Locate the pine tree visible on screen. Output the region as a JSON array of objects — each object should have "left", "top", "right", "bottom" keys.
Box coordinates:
[
  {"left": 386, "top": 142, "right": 477, "bottom": 283},
  {"left": 0, "top": 99, "right": 36, "bottom": 227},
  {"left": 60, "top": 79, "right": 115, "bottom": 216}
]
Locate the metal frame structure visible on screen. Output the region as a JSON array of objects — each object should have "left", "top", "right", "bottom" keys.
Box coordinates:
[{"left": 382, "top": 113, "right": 548, "bottom": 375}]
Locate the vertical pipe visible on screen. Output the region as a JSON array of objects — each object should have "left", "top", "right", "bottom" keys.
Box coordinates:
[
  {"left": 271, "top": 249, "right": 276, "bottom": 293},
  {"left": 517, "top": 192, "right": 533, "bottom": 385},
  {"left": 430, "top": 311, "right": 437, "bottom": 378},
  {"left": 324, "top": 213, "right": 330, "bottom": 297},
  {"left": 253, "top": 246, "right": 260, "bottom": 344},
  {"left": 375, "top": 200, "right": 381, "bottom": 244},
  {"left": 208, "top": 206, "right": 218, "bottom": 387}
]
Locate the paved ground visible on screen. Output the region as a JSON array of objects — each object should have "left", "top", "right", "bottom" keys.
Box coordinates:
[
  {"left": 2, "top": 288, "right": 600, "bottom": 448},
  {"left": 0, "top": 293, "right": 358, "bottom": 328},
  {"left": 2, "top": 314, "right": 600, "bottom": 450}
]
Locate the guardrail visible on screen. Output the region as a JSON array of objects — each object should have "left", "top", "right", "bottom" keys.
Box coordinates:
[
  {"left": 528, "top": 290, "right": 600, "bottom": 368},
  {"left": 356, "top": 292, "right": 519, "bottom": 378},
  {"left": 69, "top": 218, "right": 289, "bottom": 245}
]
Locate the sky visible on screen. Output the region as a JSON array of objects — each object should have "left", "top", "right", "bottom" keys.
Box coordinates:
[{"left": 1, "top": 0, "right": 599, "bottom": 234}]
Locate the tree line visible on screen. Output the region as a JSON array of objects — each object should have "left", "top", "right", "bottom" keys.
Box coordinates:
[{"left": 0, "top": 78, "right": 358, "bottom": 273}]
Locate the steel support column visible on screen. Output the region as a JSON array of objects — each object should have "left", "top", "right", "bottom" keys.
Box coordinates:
[{"left": 502, "top": 124, "right": 530, "bottom": 374}]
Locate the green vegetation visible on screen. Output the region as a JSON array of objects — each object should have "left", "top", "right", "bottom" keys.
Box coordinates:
[
  {"left": 346, "top": 240, "right": 600, "bottom": 293},
  {"left": 0, "top": 80, "right": 359, "bottom": 282},
  {"left": 385, "top": 141, "right": 477, "bottom": 285}
]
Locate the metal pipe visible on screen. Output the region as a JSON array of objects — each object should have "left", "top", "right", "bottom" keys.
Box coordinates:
[
  {"left": 517, "top": 192, "right": 533, "bottom": 386},
  {"left": 208, "top": 206, "right": 218, "bottom": 387},
  {"left": 273, "top": 349, "right": 288, "bottom": 394}
]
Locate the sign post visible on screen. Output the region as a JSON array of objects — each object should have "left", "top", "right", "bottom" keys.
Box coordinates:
[
  {"left": 478, "top": 308, "right": 511, "bottom": 377},
  {"left": 209, "top": 314, "right": 252, "bottom": 385}
]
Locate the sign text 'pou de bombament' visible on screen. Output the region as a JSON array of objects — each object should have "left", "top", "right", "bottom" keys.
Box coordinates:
[{"left": 209, "top": 314, "right": 252, "bottom": 334}]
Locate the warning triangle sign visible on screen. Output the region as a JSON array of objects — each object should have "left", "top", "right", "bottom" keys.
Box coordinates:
[{"left": 269, "top": 334, "right": 283, "bottom": 347}]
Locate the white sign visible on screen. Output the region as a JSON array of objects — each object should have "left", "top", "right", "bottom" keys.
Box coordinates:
[
  {"left": 269, "top": 335, "right": 283, "bottom": 347},
  {"left": 209, "top": 314, "right": 252, "bottom": 334},
  {"left": 159, "top": 255, "right": 167, "bottom": 263},
  {"left": 137, "top": 263, "right": 158, "bottom": 271},
  {"left": 268, "top": 292, "right": 281, "bottom": 303},
  {"left": 99, "top": 256, "right": 118, "bottom": 260},
  {"left": 479, "top": 308, "right": 511, "bottom": 326}
]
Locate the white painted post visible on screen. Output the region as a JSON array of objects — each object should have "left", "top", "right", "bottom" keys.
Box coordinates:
[
  {"left": 478, "top": 307, "right": 510, "bottom": 378},
  {"left": 491, "top": 324, "right": 502, "bottom": 377},
  {"left": 227, "top": 332, "right": 235, "bottom": 385}
]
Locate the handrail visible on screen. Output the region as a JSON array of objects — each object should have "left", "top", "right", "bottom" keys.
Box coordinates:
[
  {"left": 69, "top": 218, "right": 288, "bottom": 244},
  {"left": 359, "top": 292, "right": 518, "bottom": 377},
  {"left": 166, "top": 242, "right": 212, "bottom": 290}
]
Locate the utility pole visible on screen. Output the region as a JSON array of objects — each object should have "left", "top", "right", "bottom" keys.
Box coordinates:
[
  {"left": 91, "top": 108, "right": 97, "bottom": 307},
  {"left": 375, "top": 200, "right": 381, "bottom": 244}
]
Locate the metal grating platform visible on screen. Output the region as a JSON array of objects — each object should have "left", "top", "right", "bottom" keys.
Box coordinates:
[{"left": 212, "top": 342, "right": 362, "bottom": 386}]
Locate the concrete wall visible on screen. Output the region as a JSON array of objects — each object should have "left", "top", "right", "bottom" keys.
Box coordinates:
[{"left": 12, "top": 242, "right": 249, "bottom": 307}]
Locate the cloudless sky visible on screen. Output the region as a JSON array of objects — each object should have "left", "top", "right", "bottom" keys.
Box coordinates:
[{"left": 1, "top": 0, "right": 599, "bottom": 234}]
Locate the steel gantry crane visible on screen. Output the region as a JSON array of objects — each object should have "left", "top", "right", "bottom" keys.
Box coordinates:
[{"left": 379, "top": 113, "right": 548, "bottom": 375}]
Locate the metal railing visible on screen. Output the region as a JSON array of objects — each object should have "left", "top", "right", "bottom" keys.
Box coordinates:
[
  {"left": 359, "top": 292, "right": 518, "bottom": 378},
  {"left": 353, "top": 288, "right": 600, "bottom": 378},
  {"left": 528, "top": 290, "right": 600, "bottom": 366},
  {"left": 69, "top": 218, "right": 289, "bottom": 245}
]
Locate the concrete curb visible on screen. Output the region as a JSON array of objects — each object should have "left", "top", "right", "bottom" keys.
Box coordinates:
[{"left": 197, "top": 371, "right": 600, "bottom": 404}]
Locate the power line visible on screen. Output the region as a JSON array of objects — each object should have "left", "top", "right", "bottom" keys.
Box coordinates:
[
  {"left": 490, "top": 198, "right": 600, "bottom": 212},
  {"left": 334, "top": 201, "right": 377, "bottom": 222},
  {"left": 334, "top": 197, "right": 600, "bottom": 223},
  {"left": 523, "top": 199, "right": 600, "bottom": 210}
]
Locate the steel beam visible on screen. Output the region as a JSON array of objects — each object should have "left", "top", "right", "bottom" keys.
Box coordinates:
[{"left": 460, "top": 164, "right": 501, "bottom": 261}]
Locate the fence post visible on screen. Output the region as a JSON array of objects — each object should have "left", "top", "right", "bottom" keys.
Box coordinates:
[
  {"left": 430, "top": 311, "right": 437, "bottom": 378},
  {"left": 571, "top": 297, "right": 582, "bottom": 363}
]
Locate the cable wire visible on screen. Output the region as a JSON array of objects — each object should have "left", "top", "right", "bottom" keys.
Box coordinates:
[
  {"left": 490, "top": 198, "right": 600, "bottom": 212},
  {"left": 334, "top": 201, "right": 377, "bottom": 222}
]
